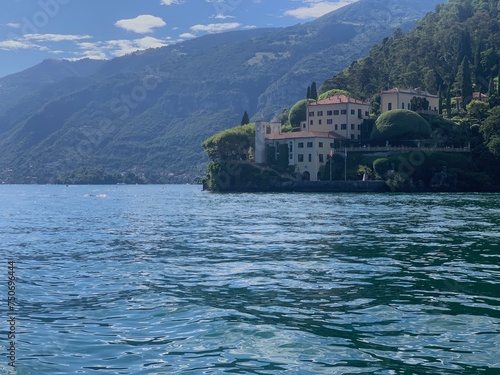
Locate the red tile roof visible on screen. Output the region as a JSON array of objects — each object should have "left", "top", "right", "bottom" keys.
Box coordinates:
[{"left": 307, "top": 95, "right": 368, "bottom": 106}]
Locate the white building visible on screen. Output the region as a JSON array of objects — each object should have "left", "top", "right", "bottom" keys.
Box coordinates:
[
  {"left": 304, "top": 95, "right": 371, "bottom": 141},
  {"left": 380, "top": 88, "right": 439, "bottom": 114},
  {"left": 255, "top": 116, "right": 345, "bottom": 181}
]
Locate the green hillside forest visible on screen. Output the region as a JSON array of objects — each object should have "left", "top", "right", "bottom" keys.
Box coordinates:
[{"left": 203, "top": 0, "right": 500, "bottom": 192}]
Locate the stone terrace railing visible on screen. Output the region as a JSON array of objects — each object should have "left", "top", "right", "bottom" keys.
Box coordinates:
[{"left": 346, "top": 145, "right": 471, "bottom": 153}]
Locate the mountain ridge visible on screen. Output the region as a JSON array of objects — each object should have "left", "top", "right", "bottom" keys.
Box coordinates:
[{"left": 0, "top": 0, "right": 444, "bottom": 183}]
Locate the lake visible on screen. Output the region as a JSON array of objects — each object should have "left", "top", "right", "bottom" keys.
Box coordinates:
[{"left": 1, "top": 185, "right": 499, "bottom": 374}]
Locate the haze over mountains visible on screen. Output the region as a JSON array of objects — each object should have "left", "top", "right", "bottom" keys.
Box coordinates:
[{"left": 0, "top": 0, "right": 443, "bottom": 183}]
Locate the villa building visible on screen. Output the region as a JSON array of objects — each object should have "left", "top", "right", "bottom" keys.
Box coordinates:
[
  {"left": 254, "top": 95, "right": 370, "bottom": 181},
  {"left": 381, "top": 88, "right": 439, "bottom": 114},
  {"left": 303, "top": 95, "right": 371, "bottom": 140}
]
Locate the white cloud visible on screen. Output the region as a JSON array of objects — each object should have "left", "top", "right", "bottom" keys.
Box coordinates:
[
  {"left": 24, "top": 34, "right": 92, "bottom": 42},
  {"left": 213, "top": 14, "right": 235, "bottom": 20},
  {"left": 75, "top": 37, "right": 170, "bottom": 60},
  {"left": 115, "top": 15, "right": 167, "bottom": 34},
  {"left": 161, "top": 0, "right": 182, "bottom": 4},
  {"left": 6, "top": 23, "right": 21, "bottom": 29},
  {"left": 190, "top": 22, "right": 241, "bottom": 34},
  {"left": 284, "top": 0, "right": 359, "bottom": 19},
  {"left": 179, "top": 33, "right": 196, "bottom": 39},
  {"left": 0, "top": 39, "right": 41, "bottom": 51},
  {"left": 0, "top": 33, "right": 89, "bottom": 51}
]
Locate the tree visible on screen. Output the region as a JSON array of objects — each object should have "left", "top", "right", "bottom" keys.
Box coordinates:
[
  {"left": 310, "top": 82, "right": 318, "bottom": 100},
  {"left": 480, "top": 106, "right": 500, "bottom": 156},
  {"left": 241, "top": 111, "right": 250, "bottom": 126},
  {"left": 446, "top": 87, "right": 452, "bottom": 117},
  {"left": 202, "top": 123, "right": 255, "bottom": 162},
  {"left": 460, "top": 57, "right": 473, "bottom": 109},
  {"left": 306, "top": 86, "right": 311, "bottom": 99},
  {"left": 288, "top": 99, "right": 313, "bottom": 128},
  {"left": 466, "top": 100, "right": 489, "bottom": 123}
]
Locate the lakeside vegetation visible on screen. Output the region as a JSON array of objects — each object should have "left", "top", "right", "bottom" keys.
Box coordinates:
[{"left": 203, "top": 0, "right": 500, "bottom": 192}]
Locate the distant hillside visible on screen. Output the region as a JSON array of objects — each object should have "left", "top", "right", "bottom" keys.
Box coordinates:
[{"left": 0, "top": 0, "right": 443, "bottom": 183}]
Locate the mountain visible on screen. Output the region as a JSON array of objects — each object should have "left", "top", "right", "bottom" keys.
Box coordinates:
[{"left": 0, "top": 0, "right": 444, "bottom": 184}]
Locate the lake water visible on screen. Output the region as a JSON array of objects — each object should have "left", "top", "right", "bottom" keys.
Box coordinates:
[{"left": 1, "top": 185, "right": 499, "bottom": 374}]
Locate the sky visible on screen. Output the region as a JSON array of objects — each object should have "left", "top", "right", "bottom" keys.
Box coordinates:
[{"left": 0, "top": 0, "right": 359, "bottom": 78}]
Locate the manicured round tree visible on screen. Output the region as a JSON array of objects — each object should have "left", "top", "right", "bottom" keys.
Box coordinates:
[
  {"left": 288, "top": 99, "right": 314, "bottom": 128},
  {"left": 318, "top": 89, "right": 353, "bottom": 100},
  {"left": 371, "top": 109, "right": 432, "bottom": 142}
]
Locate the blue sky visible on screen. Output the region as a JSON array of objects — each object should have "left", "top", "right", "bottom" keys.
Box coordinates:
[{"left": 0, "top": 0, "right": 359, "bottom": 78}]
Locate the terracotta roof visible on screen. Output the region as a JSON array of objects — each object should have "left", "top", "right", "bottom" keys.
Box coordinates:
[
  {"left": 265, "top": 131, "right": 346, "bottom": 140},
  {"left": 382, "top": 87, "right": 439, "bottom": 98},
  {"left": 307, "top": 95, "right": 368, "bottom": 106}
]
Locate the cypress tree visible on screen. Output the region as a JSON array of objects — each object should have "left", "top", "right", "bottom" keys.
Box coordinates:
[
  {"left": 446, "top": 87, "right": 452, "bottom": 117},
  {"left": 306, "top": 86, "right": 311, "bottom": 99},
  {"left": 498, "top": 72, "right": 500, "bottom": 98},
  {"left": 310, "top": 81, "right": 318, "bottom": 100},
  {"left": 241, "top": 111, "right": 250, "bottom": 126},
  {"left": 461, "top": 57, "right": 473, "bottom": 109}
]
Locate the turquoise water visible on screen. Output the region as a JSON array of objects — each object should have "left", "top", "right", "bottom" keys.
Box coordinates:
[{"left": 1, "top": 185, "right": 499, "bottom": 374}]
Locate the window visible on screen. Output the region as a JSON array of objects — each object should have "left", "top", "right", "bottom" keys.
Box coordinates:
[
  {"left": 341, "top": 109, "right": 347, "bottom": 115},
  {"left": 330, "top": 143, "right": 335, "bottom": 148},
  {"left": 388, "top": 102, "right": 392, "bottom": 111},
  {"left": 318, "top": 120, "right": 322, "bottom": 125},
  {"left": 358, "top": 109, "right": 362, "bottom": 118},
  {"left": 298, "top": 154, "right": 304, "bottom": 162},
  {"left": 327, "top": 119, "right": 333, "bottom": 125},
  {"left": 290, "top": 154, "right": 293, "bottom": 159},
  {"left": 308, "top": 112, "right": 314, "bottom": 117},
  {"left": 307, "top": 142, "right": 313, "bottom": 148},
  {"left": 334, "top": 110, "right": 340, "bottom": 115},
  {"left": 335, "top": 124, "right": 338, "bottom": 130},
  {"left": 318, "top": 142, "right": 323, "bottom": 148},
  {"left": 298, "top": 142, "right": 304, "bottom": 148},
  {"left": 289, "top": 142, "right": 293, "bottom": 152},
  {"left": 302, "top": 124, "right": 306, "bottom": 129},
  {"left": 327, "top": 110, "right": 333, "bottom": 116},
  {"left": 310, "top": 120, "right": 313, "bottom": 125},
  {"left": 308, "top": 154, "right": 312, "bottom": 162},
  {"left": 365, "top": 111, "right": 369, "bottom": 117},
  {"left": 341, "top": 124, "right": 347, "bottom": 130},
  {"left": 351, "top": 109, "right": 355, "bottom": 115},
  {"left": 317, "top": 111, "right": 323, "bottom": 116},
  {"left": 402, "top": 102, "right": 405, "bottom": 109},
  {"left": 351, "top": 134, "right": 355, "bottom": 139},
  {"left": 358, "top": 124, "right": 361, "bottom": 131},
  {"left": 319, "top": 154, "right": 324, "bottom": 163}
]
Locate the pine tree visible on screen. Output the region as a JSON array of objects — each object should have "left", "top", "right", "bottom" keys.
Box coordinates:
[
  {"left": 460, "top": 57, "right": 473, "bottom": 109},
  {"left": 310, "top": 81, "right": 318, "bottom": 100},
  {"left": 241, "top": 111, "right": 250, "bottom": 126}
]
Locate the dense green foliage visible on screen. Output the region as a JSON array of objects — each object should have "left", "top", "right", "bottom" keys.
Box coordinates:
[
  {"left": 318, "top": 89, "right": 353, "bottom": 100},
  {"left": 322, "top": 0, "right": 500, "bottom": 102},
  {"left": 288, "top": 99, "right": 314, "bottom": 128},
  {"left": 320, "top": 0, "right": 500, "bottom": 187},
  {"left": 371, "top": 110, "right": 432, "bottom": 142},
  {"left": 55, "top": 167, "right": 147, "bottom": 185},
  {"left": 202, "top": 123, "right": 255, "bottom": 162}
]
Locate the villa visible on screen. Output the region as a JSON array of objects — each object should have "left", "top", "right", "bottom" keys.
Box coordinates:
[
  {"left": 254, "top": 89, "right": 444, "bottom": 181},
  {"left": 380, "top": 87, "right": 439, "bottom": 114}
]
